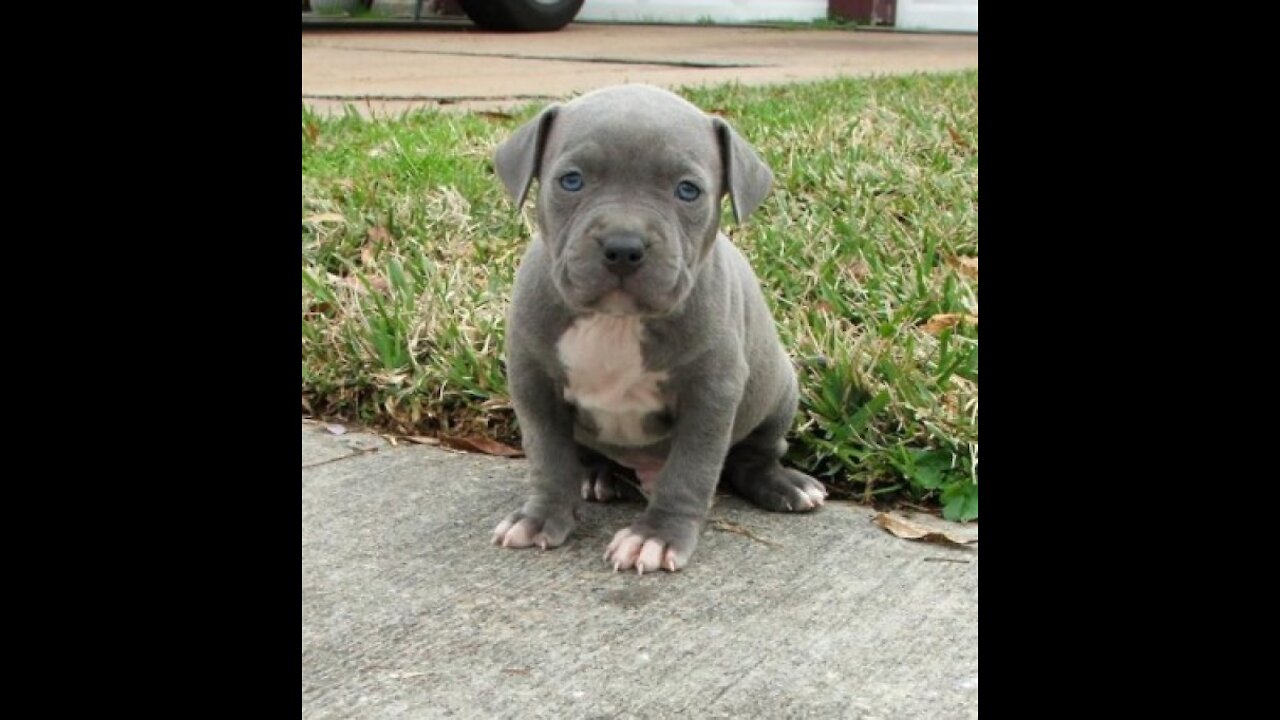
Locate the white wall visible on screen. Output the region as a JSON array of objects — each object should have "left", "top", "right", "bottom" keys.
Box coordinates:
[
  {"left": 895, "top": 0, "right": 978, "bottom": 32},
  {"left": 577, "top": 0, "right": 828, "bottom": 24}
]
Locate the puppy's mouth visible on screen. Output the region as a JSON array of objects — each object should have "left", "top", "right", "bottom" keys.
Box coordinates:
[
  {"left": 595, "top": 289, "right": 642, "bottom": 316},
  {"left": 555, "top": 232, "right": 684, "bottom": 316},
  {"left": 560, "top": 275, "right": 663, "bottom": 316}
]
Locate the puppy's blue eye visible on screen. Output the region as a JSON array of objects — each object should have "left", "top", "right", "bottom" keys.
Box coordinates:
[
  {"left": 559, "top": 172, "right": 583, "bottom": 191},
  {"left": 676, "top": 181, "right": 701, "bottom": 202}
]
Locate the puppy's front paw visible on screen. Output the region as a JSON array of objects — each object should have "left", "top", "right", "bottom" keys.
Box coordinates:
[
  {"left": 492, "top": 509, "right": 575, "bottom": 550},
  {"left": 603, "top": 517, "right": 700, "bottom": 574}
]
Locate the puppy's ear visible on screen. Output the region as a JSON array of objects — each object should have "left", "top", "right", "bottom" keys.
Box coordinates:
[
  {"left": 713, "top": 117, "right": 773, "bottom": 223},
  {"left": 493, "top": 104, "right": 561, "bottom": 210}
]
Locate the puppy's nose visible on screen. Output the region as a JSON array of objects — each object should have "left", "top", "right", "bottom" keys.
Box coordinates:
[{"left": 601, "top": 234, "right": 646, "bottom": 277}]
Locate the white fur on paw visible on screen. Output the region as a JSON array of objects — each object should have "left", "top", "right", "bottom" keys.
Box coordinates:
[
  {"left": 493, "top": 517, "right": 561, "bottom": 549},
  {"left": 581, "top": 476, "right": 617, "bottom": 502},
  {"left": 494, "top": 517, "right": 537, "bottom": 547},
  {"left": 604, "top": 527, "right": 681, "bottom": 574},
  {"left": 804, "top": 486, "right": 827, "bottom": 507},
  {"left": 492, "top": 517, "right": 517, "bottom": 542},
  {"left": 595, "top": 478, "right": 614, "bottom": 501},
  {"left": 787, "top": 486, "right": 825, "bottom": 511}
]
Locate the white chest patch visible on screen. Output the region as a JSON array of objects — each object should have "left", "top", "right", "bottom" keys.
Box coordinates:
[{"left": 556, "top": 314, "right": 669, "bottom": 447}]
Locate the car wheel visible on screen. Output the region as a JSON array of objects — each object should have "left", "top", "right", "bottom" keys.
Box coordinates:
[{"left": 456, "top": 0, "right": 585, "bottom": 32}]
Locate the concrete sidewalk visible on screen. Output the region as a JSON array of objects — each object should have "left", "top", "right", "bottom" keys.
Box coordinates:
[
  {"left": 302, "top": 421, "right": 978, "bottom": 718},
  {"left": 301, "top": 22, "right": 978, "bottom": 115}
]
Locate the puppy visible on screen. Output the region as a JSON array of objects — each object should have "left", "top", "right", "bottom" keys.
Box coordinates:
[{"left": 490, "top": 84, "right": 826, "bottom": 573}]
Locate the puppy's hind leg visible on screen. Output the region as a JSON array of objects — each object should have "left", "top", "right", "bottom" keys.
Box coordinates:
[
  {"left": 722, "top": 383, "right": 827, "bottom": 512},
  {"left": 578, "top": 447, "right": 645, "bottom": 503}
]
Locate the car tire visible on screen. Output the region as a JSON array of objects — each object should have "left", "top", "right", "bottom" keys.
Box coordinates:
[{"left": 456, "top": 0, "right": 585, "bottom": 32}]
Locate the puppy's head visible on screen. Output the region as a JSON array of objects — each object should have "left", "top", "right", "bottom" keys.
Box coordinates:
[{"left": 494, "top": 84, "right": 772, "bottom": 317}]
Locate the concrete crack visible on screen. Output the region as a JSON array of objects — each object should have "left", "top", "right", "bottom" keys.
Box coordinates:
[
  {"left": 302, "top": 447, "right": 380, "bottom": 469},
  {"left": 703, "top": 654, "right": 769, "bottom": 710},
  {"left": 304, "top": 44, "right": 767, "bottom": 69}
]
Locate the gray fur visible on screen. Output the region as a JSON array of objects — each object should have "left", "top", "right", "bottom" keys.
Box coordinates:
[{"left": 491, "top": 84, "right": 826, "bottom": 572}]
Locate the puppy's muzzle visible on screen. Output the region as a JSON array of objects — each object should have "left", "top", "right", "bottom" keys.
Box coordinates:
[{"left": 599, "top": 233, "right": 647, "bottom": 278}]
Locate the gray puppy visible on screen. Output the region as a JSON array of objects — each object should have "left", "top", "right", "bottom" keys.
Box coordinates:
[{"left": 490, "top": 84, "right": 826, "bottom": 574}]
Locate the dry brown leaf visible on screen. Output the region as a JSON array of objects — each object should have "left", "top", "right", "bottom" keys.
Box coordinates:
[
  {"left": 341, "top": 274, "right": 388, "bottom": 293},
  {"left": 404, "top": 436, "right": 440, "bottom": 446},
  {"left": 922, "top": 314, "right": 961, "bottom": 334},
  {"left": 374, "top": 372, "right": 408, "bottom": 387},
  {"left": 360, "top": 246, "right": 377, "bottom": 267},
  {"left": 439, "top": 435, "right": 525, "bottom": 458},
  {"left": 943, "top": 255, "right": 978, "bottom": 279},
  {"left": 367, "top": 226, "right": 392, "bottom": 245},
  {"left": 922, "top": 313, "right": 978, "bottom": 335},
  {"left": 947, "top": 126, "right": 969, "bottom": 148},
  {"left": 846, "top": 259, "right": 871, "bottom": 282},
  {"left": 304, "top": 213, "right": 345, "bottom": 224},
  {"left": 325, "top": 424, "right": 347, "bottom": 435},
  {"left": 873, "top": 512, "right": 976, "bottom": 548}
]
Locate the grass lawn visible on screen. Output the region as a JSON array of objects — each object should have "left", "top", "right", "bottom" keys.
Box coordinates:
[{"left": 302, "top": 71, "right": 978, "bottom": 521}]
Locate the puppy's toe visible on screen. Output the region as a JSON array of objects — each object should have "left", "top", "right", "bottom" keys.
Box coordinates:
[
  {"left": 493, "top": 510, "right": 574, "bottom": 549},
  {"left": 603, "top": 524, "right": 694, "bottom": 574}
]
